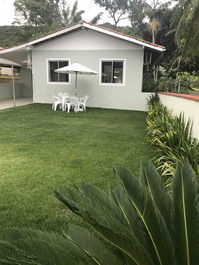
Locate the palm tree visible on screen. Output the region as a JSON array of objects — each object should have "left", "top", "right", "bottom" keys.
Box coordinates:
[
  {"left": 0, "top": 162, "right": 199, "bottom": 265},
  {"left": 148, "top": 18, "right": 161, "bottom": 43},
  {"left": 62, "top": 0, "right": 84, "bottom": 25},
  {"left": 173, "top": 0, "right": 199, "bottom": 60}
]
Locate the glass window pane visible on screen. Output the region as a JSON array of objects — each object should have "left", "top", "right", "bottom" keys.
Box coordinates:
[
  {"left": 59, "top": 73, "right": 69, "bottom": 82},
  {"left": 49, "top": 61, "right": 58, "bottom": 82},
  {"left": 59, "top": 61, "right": 68, "bottom": 68},
  {"left": 113, "top": 61, "right": 123, "bottom": 83},
  {"left": 102, "top": 61, "right": 112, "bottom": 83},
  {"left": 58, "top": 61, "right": 69, "bottom": 82}
]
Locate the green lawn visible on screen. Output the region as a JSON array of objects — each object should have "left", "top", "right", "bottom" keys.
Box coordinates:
[{"left": 0, "top": 104, "right": 153, "bottom": 232}]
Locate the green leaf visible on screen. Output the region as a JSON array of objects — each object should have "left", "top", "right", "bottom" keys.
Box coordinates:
[
  {"left": 173, "top": 161, "right": 199, "bottom": 265},
  {"left": 55, "top": 184, "right": 153, "bottom": 265},
  {"left": 115, "top": 166, "right": 175, "bottom": 265}
]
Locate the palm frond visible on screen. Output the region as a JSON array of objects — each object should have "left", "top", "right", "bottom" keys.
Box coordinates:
[
  {"left": 0, "top": 228, "right": 92, "bottom": 265},
  {"left": 173, "top": 161, "right": 199, "bottom": 265},
  {"left": 55, "top": 184, "right": 153, "bottom": 265},
  {"left": 115, "top": 167, "right": 175, "bottom": 265}
]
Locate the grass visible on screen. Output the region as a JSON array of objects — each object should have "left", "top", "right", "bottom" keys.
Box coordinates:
[{"left": 0, "top": 104, "right": 153, "bottom": 232}]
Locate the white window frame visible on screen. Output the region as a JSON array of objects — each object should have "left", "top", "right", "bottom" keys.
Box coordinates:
[
  {"left": 47, "top": 58, "right": 71, "bottom": 85},
  {"left": 99, "top": 58, "right": 126, "bottom": 86}
]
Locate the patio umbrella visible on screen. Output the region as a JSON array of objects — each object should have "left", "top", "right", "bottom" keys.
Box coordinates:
[
  {"left": 55, "top": 63, "right": 98, "bottom": 96},
  {"left": 0, "top": 58, "right": 21, "bottom": 107}
]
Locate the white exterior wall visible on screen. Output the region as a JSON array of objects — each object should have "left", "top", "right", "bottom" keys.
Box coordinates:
[
  {"left": 32, "top": 29, "right": 150, "bottom": 111},
  {"left": 33, "top": 29, "right": 143, "bottom": 51},
  {"left": 159, "top": 94, "right": 199, "bottom": 140}
]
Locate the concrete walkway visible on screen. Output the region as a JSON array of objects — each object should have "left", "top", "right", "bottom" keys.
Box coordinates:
[{"left": 0, "top": 98, "right": 33, "bottom": 110}]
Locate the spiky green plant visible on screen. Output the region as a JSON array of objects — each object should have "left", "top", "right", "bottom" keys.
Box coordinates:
[
  {"left": 0, "top": 162, "right": 199, "bottom": 265},
  {"left": 146, "top": 97, "right": 199, "bottom": 180}
]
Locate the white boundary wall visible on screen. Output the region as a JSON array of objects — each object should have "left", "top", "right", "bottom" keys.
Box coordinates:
[{"left": 159, "top": 94, "right": 199, "bottom": 140}]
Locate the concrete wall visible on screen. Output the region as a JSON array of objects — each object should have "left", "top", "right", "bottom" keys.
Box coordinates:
[
  {"left": 0, "top": 82, "right": 22, "bottom": 99},
  {"left": 159, "top": 94, "right": 199, "bottom": 140},
  {"left": 0, "top": 68, "right": 32, "bottom": 100},
  {"left": 21, "top": 68, "right": 33, "bottom": 98}
]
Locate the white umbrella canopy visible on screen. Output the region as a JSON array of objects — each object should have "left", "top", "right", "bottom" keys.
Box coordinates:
[{"left": 55, "top": 63, "right": 98, "bottom": 96}]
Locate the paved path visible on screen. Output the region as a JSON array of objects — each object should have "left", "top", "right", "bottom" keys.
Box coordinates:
[{"left": 0, "top": 98, "right": 33, "bottom": 110}]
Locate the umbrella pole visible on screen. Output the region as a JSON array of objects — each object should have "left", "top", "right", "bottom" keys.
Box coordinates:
[
  {"left": 75, "top": 71, "right": 78, "bottom": 97},
  {"left": 12, "top": 65, "right": 16, "bottom": 107}
]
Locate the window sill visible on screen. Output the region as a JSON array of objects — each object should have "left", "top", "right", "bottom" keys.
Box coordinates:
[
  {"left": 47, "top": 82, "right": 71, "bottom": 85},
  {"left": 99, "top": 83, "right": 125, "bottom": 87}
]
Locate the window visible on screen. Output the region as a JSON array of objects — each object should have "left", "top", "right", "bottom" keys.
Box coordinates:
[
  {"left": 48, "top": 59, "right": 69, "bottom": 83},
  {"left": 101, "top": 60, "right": 125, "bottom": 85}
]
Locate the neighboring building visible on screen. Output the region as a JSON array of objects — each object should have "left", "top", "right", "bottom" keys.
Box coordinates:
[
  {"left": 0, "top": 47, "right": 13, "bottom": 77},
  {"left": 0, "top": 22, "right": 165, "bottom": 111},
  {"left": 0, "top": 66, "right": 13, "bottom": 77}
]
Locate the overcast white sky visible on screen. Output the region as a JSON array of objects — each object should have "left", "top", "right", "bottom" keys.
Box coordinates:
[{"left": 0, "top": 0, "right": 167, "bottom": 26}]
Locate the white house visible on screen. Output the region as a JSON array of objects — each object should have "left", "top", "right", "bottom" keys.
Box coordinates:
[{"left": 0, "top": 22, "right": 165, "bottom": 111}]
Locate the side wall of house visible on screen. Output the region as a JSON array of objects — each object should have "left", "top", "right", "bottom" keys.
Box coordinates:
[{"left": 32, "top": 29, "right": 150, "bottom": 111}]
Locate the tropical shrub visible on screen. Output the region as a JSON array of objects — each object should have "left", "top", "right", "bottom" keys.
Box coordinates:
[
  {"left": 176, "top": 71, "right": 199, "bottom": 92},
  {"left": 158, "top": 77, "right": 176, "bottom": 92},
  {"left": 157, "top": 71, "right": 199, "bottom": 93},
  {"left": 0, "top": 162, "right": 198, "bottom": 265},
  {"left": 147, "top": 94, "right": 199, "bottom": 180}
]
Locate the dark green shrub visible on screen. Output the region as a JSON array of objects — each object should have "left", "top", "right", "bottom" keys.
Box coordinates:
[{"left": 147, "top": 93, "right": 160, "bottom": 106}]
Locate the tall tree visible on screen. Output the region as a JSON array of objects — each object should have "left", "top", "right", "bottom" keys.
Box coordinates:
[
  {"left": 148, "top": 18, "right": 161, "bottom": 43},
  {"left": 14, "top": 0, "right": 61, "bottom": 29},
  {"left": 172, "top": 0, "right": 199, "bottom": 61},
  {"left": 14, "top": 0, "right": 84, "bottom": 31},
  {"left": 61, "top": 0, "right": 84, "bottom": 25},
  {"left": 94, "top": 0, "right": 129, "bottom": 28},
  {"left": 128, "top": 0, "right": 149, "bottom": 36},
  {"left": 91, "top": 12, "right": 103, "bottom": 24}
]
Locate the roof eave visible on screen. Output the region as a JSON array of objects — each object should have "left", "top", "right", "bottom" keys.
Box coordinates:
[{"left": 0, "top": 23, "right": 83, "bottom": 55}]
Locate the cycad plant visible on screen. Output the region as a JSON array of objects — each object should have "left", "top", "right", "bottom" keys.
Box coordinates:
[{"left": 0, "top": 161, "right": 199, "bottom": 265}]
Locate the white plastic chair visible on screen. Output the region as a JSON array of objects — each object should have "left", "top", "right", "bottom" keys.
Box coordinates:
[
  {"left": 52, "top": 96, "right": 62, "bottom": 111},
  {"left": 58, "top": 92, "right": 63, "bottom": 97},
  {"left": 62, "top": 96, "right": 71, "bottom": 113},
  {"left": 58, "top": 92, "right": 69, "bottom": 111},
  {"left": 70, "top": 96, "right": 79, "bottom": 112},
  {"left": 78, "top": 96, "right": 89, "bottom": 111}
]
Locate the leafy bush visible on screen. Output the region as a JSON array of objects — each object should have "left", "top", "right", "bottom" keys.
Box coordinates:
[
  {"left": 0, "top": 162, "right": 199, "bottom": 265},
  {"left": 157, "top": 70, "right": 199, "bottom": 93},
  {"left": 147, "top": 95, "right": 199, "bottom": 180},
  {"left": 147, "top": 93, "right": 160, "bottom": 106},
  {"left": 176, "top": 71, "right": 199, "bottom": 92},
  {"left": 158, "top": 78, "right": 176, "bottom": 92}
]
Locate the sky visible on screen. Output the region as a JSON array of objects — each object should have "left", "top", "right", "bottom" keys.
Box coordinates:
[{"left": 0, "top": 0, "right": 167, "bottom": 26}]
